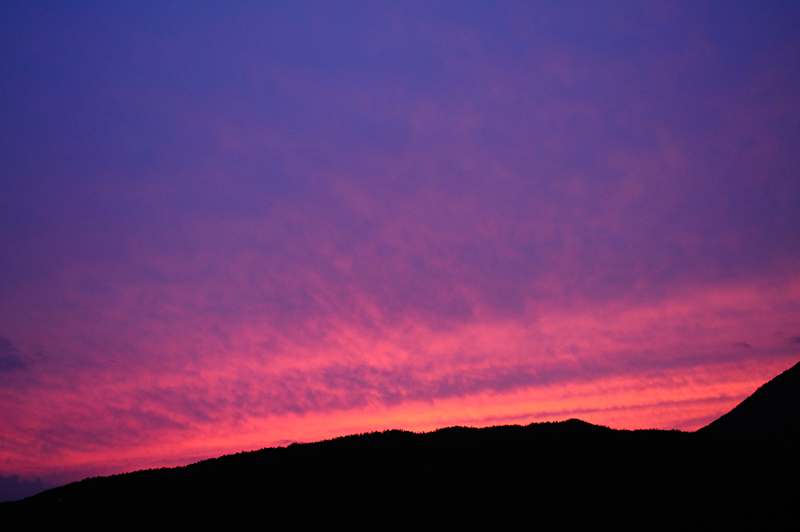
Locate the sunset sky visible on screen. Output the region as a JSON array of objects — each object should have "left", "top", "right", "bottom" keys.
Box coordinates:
[{"left": 1, "top": 1, "right": 799, "bottom": 490}]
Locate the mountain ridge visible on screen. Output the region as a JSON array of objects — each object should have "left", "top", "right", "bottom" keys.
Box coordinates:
[{"left": 2, "top": 361, "right": 798, "bottom": 530}]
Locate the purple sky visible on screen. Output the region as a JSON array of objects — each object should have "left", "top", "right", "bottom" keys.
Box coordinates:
[{"left": 1, "top": 1, "right": 799, "bottom": 492}]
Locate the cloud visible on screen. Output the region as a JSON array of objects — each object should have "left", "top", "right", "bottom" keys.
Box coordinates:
[
  {"left": 0, "top": 356, "right": 25, "bottom": 373},
  {"left": 0, "top": 337, "right": 26, "bottom": 373},
  {"left": 0, "top": 1, "right": 799, "bottom": 485},
  {"left": 789, "top": 336, "right": 800, "bottom": 344},
  {"left": 0, "top": 336, "right": 18, "bottom": 354},
  {"left": 0, "top": 475, "right": 51, "bottom": 503}
]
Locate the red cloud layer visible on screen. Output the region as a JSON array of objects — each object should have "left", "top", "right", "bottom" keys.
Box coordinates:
[{"left": 1, "top": 2, "right": 799, "bottom": 488}]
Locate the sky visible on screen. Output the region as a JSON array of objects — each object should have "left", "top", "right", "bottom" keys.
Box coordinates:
[{"left": 1, "top": 1, "right": 799, "bottom": 494}]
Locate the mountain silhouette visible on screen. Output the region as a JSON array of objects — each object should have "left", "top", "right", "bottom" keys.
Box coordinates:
[
  {"left": 698, "top": 360, "right": 800, "bottom": 441},
  {"left": 2, "top": 361, "right": 798, "bottom": 530}
]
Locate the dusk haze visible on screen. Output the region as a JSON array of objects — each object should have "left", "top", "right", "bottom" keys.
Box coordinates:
[{"left": 1, "top": 2, "right": 799, "bottom": 498}]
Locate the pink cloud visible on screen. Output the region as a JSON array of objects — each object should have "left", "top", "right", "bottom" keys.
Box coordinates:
[{"left": 2, "top": 1, "right": 799, "bottom": 488}]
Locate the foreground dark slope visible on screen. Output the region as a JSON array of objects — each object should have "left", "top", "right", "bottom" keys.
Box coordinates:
[
  {"left": 3, "top": 362, "right": 799, "bottom": 530},
  {"left": 699, "top": 359, "right": 800, "bottom": 441}
]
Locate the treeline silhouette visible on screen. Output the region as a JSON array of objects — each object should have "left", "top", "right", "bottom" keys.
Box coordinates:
[{"left": 3, "top": 361, "right": 799, "bottom": 530}]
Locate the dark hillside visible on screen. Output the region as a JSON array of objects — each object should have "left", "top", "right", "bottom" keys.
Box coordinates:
[
  {"left": 698, "top": 361, "right": 800, "bottom": 441},
  {"left": 2, "top": 362, "right": 798, "bottom": 530}
]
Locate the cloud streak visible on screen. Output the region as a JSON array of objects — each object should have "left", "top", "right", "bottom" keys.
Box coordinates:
[{"left": 0, "top": 337, "right": 26, "bottom": 373}]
